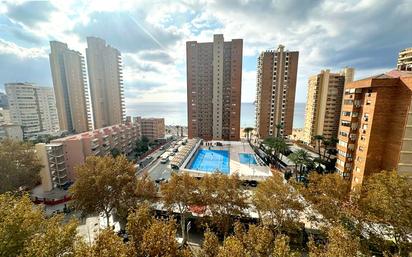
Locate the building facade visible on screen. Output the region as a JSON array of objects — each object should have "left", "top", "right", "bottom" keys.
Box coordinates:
[
  {"left": 335, "top": 70, "right": 412, "bottom": 191},
  {"left": 255, "top": 45, "right": 299, "bottom": 138},
  {"left": 137, "top": 117, "right": 165, "bottom": 141},
  {"left": 302, "top": 68, "right": 354, "bottom": 145},
  {"left": 49, "top": 41, "right": 91, "bottom": 133},
  {"left": 86, "top": 37, "right": 125, "bottom": 129},
  {"left": 0, "top": 92, "right": 8, "bottom": 109},
  {"left": 5, "top": 83, "right": 59, "bottom": 137},
  {"left": 187, "top": 34, "right": 242, "bottom": 141},
  {"left": 0, "top": 108, "right": 11, "bottom": 124},
  {"left": 397, "top": 47, "right": 412, "bottom": 71},
  {"left": 36, "top": 123, "right": 140, "bottom": 191},
  {"left": 0, "top": 124, "right": 23, "bottom": 141}
]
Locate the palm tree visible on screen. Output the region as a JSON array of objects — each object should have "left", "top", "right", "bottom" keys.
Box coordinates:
[
  {"left": 288, "top": 149, "right": 311, "bottom": 181},
  {"left": 313, "top": 135, "right": 324, "bottom": 158},
  {"left": 288, "top": 152, "right": 300, "bottom": 180},
  {"left": 243, "top": 127, "right": 254, "bottom": 141},
  {"left": 263, "top": 137, "right": 289, "bottom": 168},
  {"left": 275, "top": 123, "right": 283, "bottom": 138}
]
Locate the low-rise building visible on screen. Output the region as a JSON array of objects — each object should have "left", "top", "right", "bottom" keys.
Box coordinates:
[
  {"left": 36, "top": 123, "right": 140, "bottom": 191},
  {"left": 136, "top": 117, "right": 165, "bottom": 141},
  {"left": 0, "top": 124, "right": 23, "bottom": 141},
  {"left": 0, "top": 108, "right": 11, "bottom": 124},
  {"left": 397, "top": 47, "right": 412, "bottom": 71},
  {"left": 335, "top": 70, "right": 412, "bottom": 191}
]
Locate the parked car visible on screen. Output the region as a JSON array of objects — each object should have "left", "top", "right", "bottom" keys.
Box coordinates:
[{"left": 160, "top": 156, "right": 169, "bottom": 164}]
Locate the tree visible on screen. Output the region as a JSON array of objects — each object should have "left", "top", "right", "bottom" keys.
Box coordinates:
[
  {"left": 252, "top": 174, "right": 304, "bottom": 234},
  {"left": 70, "top": 155, "right": 136, "bottom": 227},
  {"left": 140, "top": 219, "right": 180, "bottom": 257},
  {"left": 0, "top": 139, "right": 42, "bottom": 193},
  {"left": 110, "top": 148, "right": 121, "bottom": 157},
  {"left": 275, "top": 123, "right": 283, "bottom": 138},
  {"left": 263, "top": 137, "right": 289, "bottom": 167},
  {"left": 74, "top": 228, "right": 133, "bottom": 257},
  {"left": 116, "top": 172, "right": 157, "bottom": 228},
  {"left": 308, "top": 225, "right": 360, "bottom": 257},
  {"left": 160, "top": 172, "right": 198, "bottom": 244},
  {"left": 273, "top": 234, "right": 300, "bottom": 257},
  {"left": 313, "top": 135, "right": 324, "bottom": 158},
  {"left": 217, "top": 236, "right": 247, "bottom": 257},
  {"left": 126, "top": 203, "right": 154, "bottom": 254},
  {"left": 200, "top": 229, "right": 220, "bottom": 257},
  {"left": 198, "top": 174, "right": 247, "bottom": 236},
  {"left": 297, "top": 172, "right": 350, "bottom": 224},
  {"left": 243, "top": 127, "right": 254, "bottom": 141},
  {"left": 288, "top": 149, "right": 311, "bottom": 180},
  {"left": 21, "top": 216, "right": 78, "bottom": 257},
  {"left": 0, "top": 194, "right": 77, "bottom": 257},
  {"left": 217, "top": 223, "right": 299, "bottom": 257},
  {"left": 358, "top": 170, "right": 412, "bottom": 256},
  {"left": 234, "top": 223, "right": 274, "bottom": 257}
]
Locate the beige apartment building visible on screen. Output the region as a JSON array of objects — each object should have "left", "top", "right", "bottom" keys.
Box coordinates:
[
  {"left": 255, "top": 45, "right": 299, "bottom": 138},
  {"left": 86, "top": 37, "right": 125, "bottom": 129},
  {"left": 49, "top": 41, "right": 91, "bottom": 133},
  {"left": 335, "top": 70, "right": 412, "bottom": 191},
  {"left": 397, "top": 47, "right": 412, "bottom": 71},
  {"left": 36, "top": 123, "right": 140, "bottom": 191},
  {"left": 136, "top": 117, "right": 165, "bottom": 141},
  {"left": 302, "top": 68, "right": 354, "bottom": 145},
  {"left": 187, "top": 34, "right": 242, "bottom": 141},
  {"left": 5, "top": 83, "right": 59, "bottom": 137}
]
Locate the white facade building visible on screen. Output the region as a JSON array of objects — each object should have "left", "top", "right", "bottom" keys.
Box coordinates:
[{"left": 5, "top": 83, "right": 60, "bottom": 137}]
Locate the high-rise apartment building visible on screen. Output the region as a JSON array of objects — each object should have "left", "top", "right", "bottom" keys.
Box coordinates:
[
  {"left": 187, "top": 34, "right": 242, "bottom": 141},
  {"left": 302, "top": 68, "right": 354, "bottom": 145},
  {"left": 255, "top": 45, "right": 299, "bottom": 138},
  {"left": 136, "top": 117, "right": 165, "bottom": 141},
  {"left": 335, "top": 70, "right": 412, "bottom": 191},
  {"left": 397, "top": 47, "right": 412, "bottom": 71},
  {"left": 5, "top": 83, "right": 59, "bottom": 137},
  {"left": 86, "top": 37, "right": 125, "bottom": 129},
  {"left": 49, "top": 41, "right": 91, "bottom": 133}
]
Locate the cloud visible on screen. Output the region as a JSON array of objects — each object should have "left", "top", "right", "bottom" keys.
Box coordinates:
[
  {"left": 74, "top": 11, "right": 183, "bottom": 53},
  {"left": 0, "top": 0, "right": 411, "bottom": 106},
  {"left": 5, "top": 1, "right": 57, "bottom": 27},
  {"left": 138, "top": 50, "right": 175, "bottom": 64},
  {"left": 0, "top": 52, "right": 51, "bottom": 91}
]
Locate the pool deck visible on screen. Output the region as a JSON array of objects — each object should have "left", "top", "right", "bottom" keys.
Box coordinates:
[{"left": 183, "top": 139, "right": 272, "bottom": 181}]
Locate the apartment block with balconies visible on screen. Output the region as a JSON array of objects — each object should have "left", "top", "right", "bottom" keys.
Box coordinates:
[
  {"left": 302, "top": 68, "right": 354, "bottom": 145},
  {"left": 335, "top": 70, "right": 412, "bottom": 191},
  {"left": 136, "top": 117, "right": 165, "bottom": 141},
  {"left": 397, "top": 47, "right": 412, "bottom": 71},
  {"left": 36, "top": 143, "right": 70, "bottom": 191},
  {"left": 255, "top": 45, "right": 299, "bottom": 138},
  {"left": 36, "top": 123, "right": 140, "bottom": 190}
]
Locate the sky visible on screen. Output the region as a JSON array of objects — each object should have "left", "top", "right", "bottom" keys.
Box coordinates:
[{"left": 0, "top": 0, "right": 411, "bottom": 111}]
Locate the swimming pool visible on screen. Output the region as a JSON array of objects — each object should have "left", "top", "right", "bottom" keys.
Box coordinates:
[
  {"left": 188, "top": 149, "right": 230, "bottom": 174},
  {"left": 239, "top": 153, "right": 257, "bottom": 165}
]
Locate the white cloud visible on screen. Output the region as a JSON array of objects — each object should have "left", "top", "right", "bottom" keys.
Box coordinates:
[{"left": 0, "top": 0, "right": 411, "bottom": 105}]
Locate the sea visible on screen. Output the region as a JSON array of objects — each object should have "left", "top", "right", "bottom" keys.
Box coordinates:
[{"left": 127, "top": 102, "right": 306, "bottom": 129}]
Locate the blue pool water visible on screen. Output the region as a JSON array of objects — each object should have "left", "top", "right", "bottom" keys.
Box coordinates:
[
  {"left": 239, "top": 153, "right": 257, "bottom": 165},
  {"left": 188, "top": 149, "right": 230, "bottom": 174}
]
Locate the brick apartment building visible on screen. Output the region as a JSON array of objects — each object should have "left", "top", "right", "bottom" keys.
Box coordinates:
[
  {"left": 255, "top": 45, "right": 298, "bottom": 138},
  {"left": 335, "top": 70, "right": 412, "bottom": 191},
  {"left": 136, "top": 117, "right": 165, "bottom": 141},
  {"left": 187, "top": 34, "right": 242, "bottom": 141}
]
